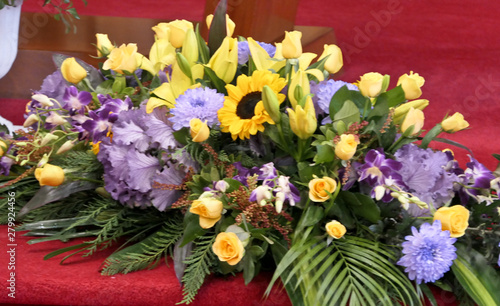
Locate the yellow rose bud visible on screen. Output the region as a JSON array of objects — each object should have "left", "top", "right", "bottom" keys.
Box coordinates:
[
  {"left": 287, "top": 96, "right": 317, "bottom": 139},
  {"left": 401, "top": 107, "right": 425, "bottom": 135},
  {"left": 393, "top": 99, "right": 429, "bottom": 124},
  {"left": 335, "top": 134, "right": 359, "bottom": 160},
  {"left": 96, "top": 33, "right": 114, "bottom": 57},
  {"left": 61, "top": 57, "right": 87, "bottom": 84},
  {"left": 34, "top": 164, "right": 65, "bottom": 187},
  {"left": 358, "top": 72, "right": 386, "bottom": 98},
  {"left": 152, "top": 23, "right": 171, "bottom": 40},
  {"left": 206, "top": 14, "right": 236, "bottom": 37},
  {"left": 309, "top": 177, "right": 337, "bottom": 202},
  {"left": 441, "top": 112, "right": 469, "bottom": 133},
  {"left": 0, "top": 140, "right": 7, "bottom": 156},
  {"left": 164, "top": 19, "right": 194, "bottom": 49},
  {"left": 189, "top": 197, "right": 223, "bottom": 229},
  {"left": 189, "top": 118, "right": 210, "bottom": 142},
  {"left": 397, "top": 71, "right": 425, "bottom": 100},
  {"left": 207, "top": 36, "right": 238, "bottom": 84},
  {"left": 433, "top": 205, "right": 470, "bottom": 238},
  {"left": 212, "top": 232, "right": 245, "bottom": 266},
  {"left": 282, "top": 31, "right": 302, "bottom": 59},
  {"left": 103, "top": 43, "right": 139, "bottom": 74},
  {"left": 325, "top": 220, "right": 346, "bottom": 239},
  {"left": 318, "top": 44, "right": 343, "bottom": 74}
]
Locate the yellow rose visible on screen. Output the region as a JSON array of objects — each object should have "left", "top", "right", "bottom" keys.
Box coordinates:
[
  {"left": 103, "top": 43, "right": 139, "bottom": 74},
  {"left": 282, "top": 31, "right": 302, "bottom": 59},
  {"left": 287, "top": 96, "right": 317, "bottom": 139},
  {"left": 433, "top": 205, "right": 470, "bottom": 238},
  {"left": 34, "top": 164, "right": 65, "bottom": 187},
  {"left": 325, "top": 220, "right": 346, "bottom": 239},
  {"left": 318, "top": 44, "right": 343, "bottom": 74},
  {"left": 393, "top": 99, "right": 429, "bottom": 124},
  {"left": 206, "top": 14, "right": 236, "bottom": 37},
  {"left": 95, "top": 33, "right": 114, "bottom": 57},
  {"left": 189, "top": 118, "right": 210, "bottom": 142},
  {"left": 153, "top": 20, "right": 193, "bottom": 49},
  {"left": 358, "top": 72, "right": 385, "bottom": 98},
  {"left": 335, "top": 134, "right": 359, "bottom": 160},
  {"left": 212, "top": 232, "right": 245, "bottom": 266},
  {"left": 189, "top": 197, "right": 223, "bottom": 229},
  {"left": 0, "top": 140, "right": 7, "bottom": 156},
  {"left": 441, "top": 112, "right": 469, "bottom": 133},
  {"left": 401, "top": 107, "right": 425, "bottom": 135},
  {"left": 61, "top": 57, "right": 87, "bottom": 84},
  {"left": 309, "top": 177, "right": 337, "bottom": 202},
  {"left": 397, "top": 71, "right": 425, "bottom": 100}
]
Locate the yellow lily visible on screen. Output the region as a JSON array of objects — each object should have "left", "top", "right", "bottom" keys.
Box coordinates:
[
  {"left": 287, "top": 96, "right": 317, "bottom": 139},
  {"left": 207, "top": 36, "right": 238, "bottom": 83}
]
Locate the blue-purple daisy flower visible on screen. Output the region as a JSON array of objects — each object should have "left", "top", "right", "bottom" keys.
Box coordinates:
[
  {"left": 237, "top": 40, "right": 276, "bottom": 65},
  {"left": 169, "top": 87, "right": 225, "bottom": 131},
  {"left": 397, "top": 220, "right": 457, "bottom": 284}
]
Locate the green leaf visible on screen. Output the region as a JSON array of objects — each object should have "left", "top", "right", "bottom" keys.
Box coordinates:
[
  {"left": 195, "top": 24, "right": 210, "bottom": 64},
  {"left": 329, "top": 85, "right": 368, "bottom": 116},
  {"left": 314, "top": 144, "right": 335, "bottom": 163},
  {"left": 207, "top": 0, "right": 227, "bottom": 56},
  {"left": 300, "top": 206, "right": 324, "bottom": 228},
  {"left": 333, "top": 100, "right": 360, "bottom": 126},
  {"left": 452, "top": 243, "right": 500, "bottom": 305},
  {"left": 377, "top": 85, "right": 406, "bottom": 108},
  {"left": 204, "top": 66, "right": 227, "bottom": 95},
  {"left": 351, "top": 193, "right": 381, "bottom": 223},
  {"left": 242, "top": 251, "right": 256, "bottom": 285},
  {"left": 420, "top": 124, "right": 443, "bottom": 149},
  {"left": 180, "top": 212, "right": 206, "bottom": 247}
]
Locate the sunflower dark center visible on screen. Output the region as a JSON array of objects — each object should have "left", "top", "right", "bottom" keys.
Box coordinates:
[{"left": 236, "top": 91, "right": 262, "bottom": 119}]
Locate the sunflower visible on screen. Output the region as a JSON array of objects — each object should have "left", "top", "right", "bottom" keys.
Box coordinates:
[{"left": 218, "top": 70, "right": 286, "bottom": 140}]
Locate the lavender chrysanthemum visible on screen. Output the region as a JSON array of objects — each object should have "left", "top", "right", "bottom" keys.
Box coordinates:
[
  {"left": 397, "top": 220, "right": 457, "bottom": 284},
  {"left": 395, "top": 144, "right": 459, "bottom": 216},
  {"left": 169, "top": 87, "right": 225, "bottom": 131},
  {"left": 237, "top": 40, "right": 276, "bottom": 65},
  {"left": 311, "top": 79, "right": 359, "bottom": 124}
]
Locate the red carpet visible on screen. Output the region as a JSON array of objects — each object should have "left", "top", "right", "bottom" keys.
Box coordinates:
[{"left": 2, "top": 0, "right": 499, "bottom": 305}]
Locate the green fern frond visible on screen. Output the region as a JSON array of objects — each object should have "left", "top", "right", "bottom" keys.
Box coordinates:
[
  {"left": 179, "top": 233, "right": 216, "bottom": 305},
  {"left": 268, "top": 232, "right": 420, "bottom": 306},
  {"left": 101, "top": 217, "right": 184, "bottom": 275}
]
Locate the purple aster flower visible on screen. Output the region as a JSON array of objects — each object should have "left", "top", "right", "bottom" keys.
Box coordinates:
[
  {"left": 237, "top": 40, "right": 276, "bottom": 65},
  {"left": 311, "top": 79, "right": 359, "bottom": 124},
  {"left": 395, "top": 144, "right": 459, "bottom": 216},
  {"left": 357, "top": 148, "right": 405, "bottom": 202},
  {"left": 397, "top": 220, "right": 457, "bottom": 284},
  {"left": 169, "top": 87, "right": 225, "bottom": 131},
  {"left": 62, "top": 86, "right": 92, "bottom": 115}
]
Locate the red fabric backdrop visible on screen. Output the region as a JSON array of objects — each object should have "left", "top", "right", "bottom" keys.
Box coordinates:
[{"left": 2, "top": 0, "right": 500, "bottom": 305}]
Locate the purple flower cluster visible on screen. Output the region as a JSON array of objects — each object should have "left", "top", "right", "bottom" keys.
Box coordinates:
[
  {"left": 97, "top": 105, "right": 195, "bottom": 211},
  {"left": 310, "top": 79, "right": 359, "bottom": 124},
  {"left": 237, "top": 40, "right": 276, "bottom": 65},
  {"left": 398, "top": 220, "right": 457, "bottom": 284},
  {"left": 169, "top": 87, "right": 225, "bottom": 131}
]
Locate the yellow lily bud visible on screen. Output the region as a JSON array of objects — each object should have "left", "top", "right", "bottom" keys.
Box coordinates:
[
  {"left": 207, "top": 36, "right": 238, "bottom": 84},
  {"left": 262, "top": 85, "right": 281, "bottom": 124},
  {"left": 287, "top": 96, "right": 317, "bottom": 139},
  {"left": 190, "top": 118, "right": 210, "bottom": 142},
  {"left": 181, "top": 28, "right": 199, "bottom": 67},
  {"left": 441, "top": 112, "right": 469, "bottom": 133},
  {"left": 401, "top": 107, "right": 425, "bottom": 135},
  {"left": 149, "top": 38, "right": 176, "bottom": 73},
  {"left": 282, "top": 31, "right": 302, "bottom": 59},
  {"left": 318, "top": 44, "right": 343, "bottom": 74},
  {"left": 335, "top": 134, "right": 359, "bottom": 160},
  {"left": 0, "top": 140, "right": 7, "bottom": 156},
  {"left": 95, "top": 33, "right": 114, "bottom": 57},
  {"left": 35, "top": 164, "right": 65, "bottom": 187},
  {"left": 288, "top": 69, "right": 310, "bottom": 109},
  {"left": 358, "top": 72, "right": 387, "bottom": 98},
  {"left": 397, "top": 71, "right": 425, "bottom": 100},
  {"left": 393, "top": 99, "right": 429, "bottom": 124},
  {"left": 206, "top": 14, "right": 236, "bottom": 37},
  {"left": 103, "top": 43, "right": 139, "bottom": 74},
  {"left": 61, "top": 57, "right": 87, "bottom": 84}
]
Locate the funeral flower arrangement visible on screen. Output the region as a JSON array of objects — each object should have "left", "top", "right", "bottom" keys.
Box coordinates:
[{"left": 2, "top": 4, "right": 500, "bottom": 305}]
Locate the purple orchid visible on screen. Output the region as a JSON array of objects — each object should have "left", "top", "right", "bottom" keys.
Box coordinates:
[{"left": 62, "top": 86, "right": 92, "bottom": 115}]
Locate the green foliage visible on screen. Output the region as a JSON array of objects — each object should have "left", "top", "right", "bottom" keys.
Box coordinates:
[
  {"left": 179, "top": 234, "right": 217, "bottom": 304},
  {"left": 267, "top": 228, "right": 420, "bottom": 306},
  {"left": 102, "top": 216, "right": 184, "bottom": 275}
]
